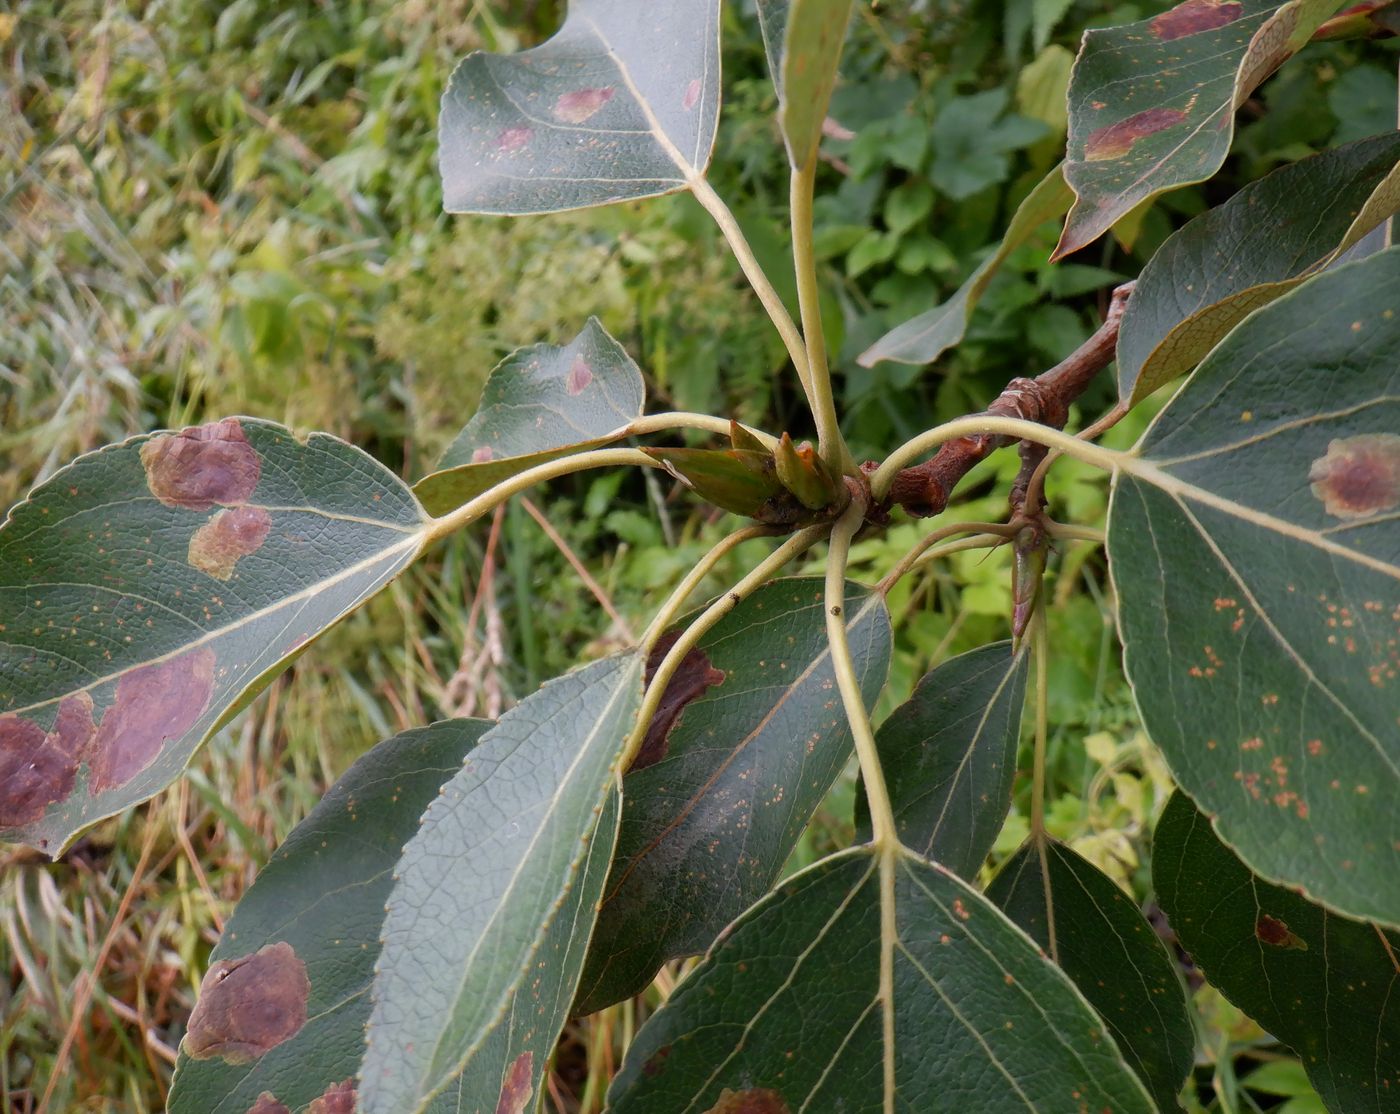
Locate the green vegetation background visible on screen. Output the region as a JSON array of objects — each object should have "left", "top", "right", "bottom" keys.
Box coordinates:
[{"left": 1, "top": 0, "right": 1390, "bottom": 1109}]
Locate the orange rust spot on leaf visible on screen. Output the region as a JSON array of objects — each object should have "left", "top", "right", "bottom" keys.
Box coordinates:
[
  {"left": 566, "top": 355, "right": 594, "bottom": 396},
  {"left": 554, "top": 87, "right": 614, "bottom": 123},
  {"left": 497, "top": 126, "right": 532, "bottom": 152},
  {"left": 189, "top": 506, "right": 272, "bottom": 580},
  {"left": 630, "top": 632, "right": 725, "bottom": 772},
  {"left": 89, "top": 648, "right": 216, "bottom": 792},
  {"left": 703, "top": 1089, "right": 791, "bottom": 1114},
  {"left": 0, "top": 694, "right": 96, "bottom": 827},
  {"left": 246, "top": 1095, "right": 291, "bottom": 1114},
  {"left": 1084, "top": 108, "right": 1188, "bottom": 162},
  {"left": 184, "top": 941, "right": 310, "bottom": 1064},
  {"left": 683, "top": 78, "right": 702, "bottom": 110},
  {"left": 1308, "top": 433, "right": 1400, "bottom": 519},
  {"left": 495, "top": 1052, "right": 533, "bottom": 1114},
  {"left": 1255, "top": 913, "right": 1308, "bottom": 950},
  {"left": 642, "top": 1045, "right": 672, "bottom": 1077},
  {"left": 141, "top": 418, "right": 261, "bottom": 511},
  {"left": 1150, "top": 0, "right": 1244, "bottom": 40},
  {"left": 308, "top": 1079, "right": 356, "bottom": 1114}
]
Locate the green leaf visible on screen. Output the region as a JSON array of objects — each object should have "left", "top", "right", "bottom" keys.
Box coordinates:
[
  {"left": 360, "top": 654, "right": 643, "bottom": 1114},
  {"left": 987, "top": 836, "right": 1196, "bottom": 1111},
  {"left": 754, "top": 0, "right": 790, "bottom": 96},
  {"left": 1056, "top": 0, "right": 1346, "bottom": 259},
  {"left": 856, "top": 641, "right": 1029, "bottom": 877},
  {"left": 643, "top": 446, "right": 818, "bottom": 525},
  {"left": 438, "top": 0, "right": 721, "bottom": 215},
  {"left": 167, "top": 718, "right": 491, "bottom": 1114},
  {"left": 930, "top": 89, "right": 1048, "bottom": 201},
  {"left": 575, "top": 579, "right": 892, "bottom": 1013},
  {"left": 0, "top": 419, "right": 428, "bottom": 854},
  {"left": 1330, "top": 65, "right": 1400, "bottom": 145},
  {"left": 1108, "top": 247, "right": 1400, "bottom": 926},
  {"left": 858, "top": 164, "right": 1073, "bottom": 367},
  {"left": 778, "top": 0, "right": 854, "bottom": 170},
  {"left": 1154, "top": 791, "right": 1400, "bottom": 1109},
  {"left": 1017, "top": 44, "right": 1075, "bottom": 136},
  {"left": 607, "top": 848, "right": 1156, "bottom": 1112},
  {"left": 1118, "top": 132, "right": 1400, "bottom": 402},
  {"left": 415, "top": 318, "right": 645, "bottom": 516}
]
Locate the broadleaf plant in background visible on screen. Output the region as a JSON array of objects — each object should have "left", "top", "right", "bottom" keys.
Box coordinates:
[{"left": 4, "top": 0, "right": 1398, "bottom": 1110}]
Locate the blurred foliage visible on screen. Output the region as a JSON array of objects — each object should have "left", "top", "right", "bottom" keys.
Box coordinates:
[{"left": 3, "top": 0, "right": 1394, "bottom": 1107}]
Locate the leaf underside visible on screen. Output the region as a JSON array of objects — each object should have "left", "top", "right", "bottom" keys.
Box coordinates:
[
  {"left": 988, "top": 836, "right": 1196, "bottom": 1111},
  {"left": 777, "top": 0, "right": 854, "bottom": 170},
  {"left": 575, "top": 578, "right": 892, "bottom": 1015},
  {"left": 361, "top": 654, "right": 643, "bottom": 1114},
  {"left": 1117, "top": 131, "right": 1400, "bottom": 402},
  {"left": 167, "top": 718, "right": 491, "bottom": 1114},
  {"left": 1154, "top": 791, "right": 1400, "bottom": 1111},
  {"left": 858, "top": 164, "right": 1073, "bottom": 367},
  {"left": 1057, "top": 0, "right": 1345, "bottom": 258},
  {"left": 0, "top": 418, "right": 427, "bottom": 854},
  {"left": 438, "top": 0, "right": 721, "bottom": 215},
  {"left": 856, "top": 640, "right": 1028, "bottom": 878},
  {"left": 414, "top": 318, "right": 646, "bottom": 516},
  {"left": 608, "top": 847, "right": 1155, "bottom": 1113},
  {"left": 1110, "top": 247, "right": 1400, "bottom": 926}
]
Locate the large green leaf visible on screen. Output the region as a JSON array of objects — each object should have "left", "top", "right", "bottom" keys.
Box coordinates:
[
  {"left": 574, "top": 578, "right": 892, "bottom": 1014},
  {"left": 415, "top": 318, "right": 646, "bottom": 516},
  {"left": 988, "top": 836, "right": 1196, "bottom": 1111},
  {"left": 1056, "top": 0, "right": 1345, "bottom": 258},
  {"left": 167, "top": 718, "right": 491, "bottom": 1114},
  {"left": 1108, "top": 248, "right": 1400, "bottom": 926},
  {"left": 608, "top": 847, "right": 1155, "bottom": 1112},
  {"left": 856, "top": 641, "right": 1028, "bottom": 878},
  {"left": 438, "top": 0, "right": 721, "bottom": 215},
  {"left": 1118, "top": 132, "right": 1400, "bottom": 402},
  {"left": 858, "top": 165, "right": 1073, "bottom": 367},
  {"left": 1154, "top": 791, "right": 1400, "bottom": 1111},
  {"left": 777, "top": 0, "right": 853, "bottom": 170},
  {"left": 360, "top": 654, "right": 642, "bottom": 1114},
  {"left": 0, "top": 418, "right": 428, "bottom": 854}
]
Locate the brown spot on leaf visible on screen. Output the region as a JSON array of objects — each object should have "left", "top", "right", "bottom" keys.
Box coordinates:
[
  {"left": 246, "top": 1095, "right": 291, "bottom": 1114},
  {"left": 140, "top": 418, "right": 261, "bottom": 511},
  {"left": 1308, "top": 433, "right": 1400, "bottom": 519},
  {"left": 1256, "top": 913, "right": 1308, "bottom": 950},
  {"left": 495, "top": 1052, "right": 533, "bottom": 1114},
  {"left": 0, "top": 693, "right": 96, "bottom": 827},
  {"left": 643, "top": 1044, "right": 672, "bottom": 1077},
  {"left": 1150, "top": 0, "right": 1244, "bottom": 40},
  {"left": 89, "top": 648, "right": 217, "bottom": 792},
  {"left": 683, "top": 78, "right": 702, "bottom": 111},
  {"left": 566, "top": 355, "right": 593, "bottom": 396},
  {"left": 1084, "top": 108, "right": 1188, "bottom": 162},
  {"left": 308, "top": 1079, "right": 356, "bottom": 1114},
  {"left": 630, "top": 632, "right": 725, "bottom": 772},
  {"left": 497, "top": 126, "right": 533, "bottom": 152},
  {"left": 184, "top": 942, "right": 310, "bottom": 1064},
  {"left": 189, "top": 506, "right": 272, "bottom": 580},
  {"left": 553, "top": 87, "right": 614, "bottom": 123},
  {"left": 703, "top": 1089, "right": 791, "bottom": 1114},
  {"left": 472, "top": 446, "right": 495, "bottom": 463}
]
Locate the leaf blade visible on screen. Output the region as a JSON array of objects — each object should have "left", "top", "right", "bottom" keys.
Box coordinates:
[
  {"left": 1109, "top": 247, "right": 1400, "bottom": 925},
  {"left": 575, "top": 578, "right": 892, "bottom": 1014},
  {"left": 988, "top": 837, "right": 1196, "bottom": 1111},
  {"left": 167, "top": 718, "right": 491, "bottom": 1114},
  {"left": 1056, "top": 0, "right": 1345, "bottom": 259},
  {"left": 1117, "top": 131, "right": 1400, "bottom": 402},
  {"left": 438, "top": 0, "right": 721, "bottom": 216},
  {"left": 857, "top": 641, "right": 1029, "bottom": 877},
  {"left": 414, "top": 318, "right": 645, "bottom": 516},
  {"left": 778, "top": 0, "right": 854, "bottom": 170},
  {"left": 360, "top": 654, "right": 643, "bottom": 1113},
  {"left": 607, "top": 848, "right": 1156, "bottom": 1113},
  {"left": 858, "top": 164, "right": 1072, "bottom": 367},
  {"left": 1154, "top": 790, "right": 1400, "bottom": 1111},
  {"left": 0, "top": 418, "right": 427, "bottom": 854}
]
